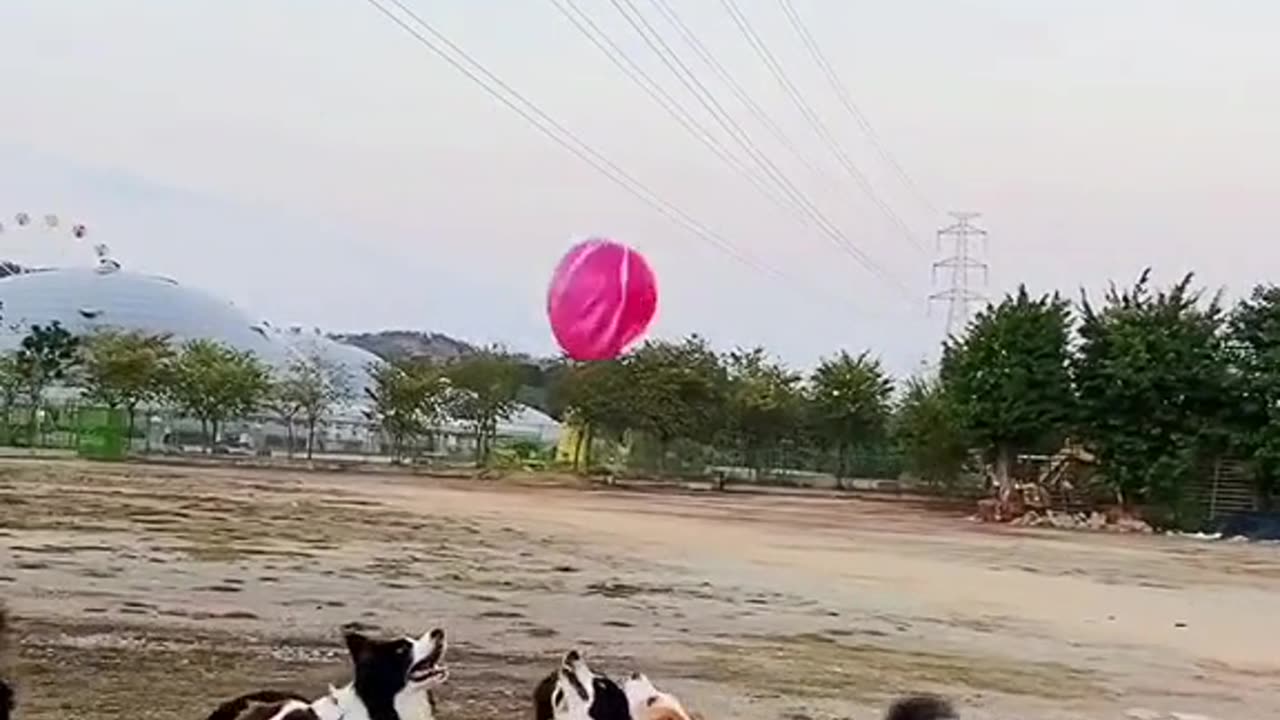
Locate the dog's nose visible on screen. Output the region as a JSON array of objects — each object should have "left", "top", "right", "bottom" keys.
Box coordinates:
[
  {"left": 565, "top": 649, "right": 581, "bottom": 665},
  {"left": 429, "top": 628, "right": 445, "bottom": 642},
  {"left": 629, "top": 672, "right": 641, "bottom": 681}
]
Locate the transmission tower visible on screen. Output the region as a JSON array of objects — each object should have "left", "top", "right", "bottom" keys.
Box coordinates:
[{"left": 929, "top": 212, "right": 988, "bottom": 337}]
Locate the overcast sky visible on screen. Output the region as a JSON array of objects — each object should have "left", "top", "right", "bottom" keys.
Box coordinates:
[{"left": 1, "top": 0, "right": 1276, "bottom": 375}]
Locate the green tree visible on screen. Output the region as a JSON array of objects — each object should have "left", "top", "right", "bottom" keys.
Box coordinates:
[
  {"left": 550, "top": 358, "right": 634, "bottom": 471},
  {"left": 893, "top": 376, "right": 969, "bottom": 492},
  {"left": 807, "top": 350, "right": 894, "bottom": 484},
  {"left": 0, "top": 353, "right": 22, "bottom": 444},
  {"left": 364, "top": 361, "right": 448, "bottom": 462},
  {"left": 287, "top": 351, "right": 354, "bottom": 459},
  {"left": 80, "top": 329, "right": 175, "bottom": 448},
  {"left": 165, "top": 339, "right": 270, "bottom": 451},
  {"left": 15, "top": 322, "right": 80, "bottom": 443},
  {"left": 940, "top": 287, "right": 1075, "bottom": 490},
  {"left": 722, "top": 347, "right": 803, "bottom": 481},
  {"left": 446, "top": 348, "right": 523, "bottom": 465},
  {"left": 1229, "top": 284, "right": 1280, "bottom": 504},
  {"left": 1074, "top": 271, "right": 1231, "bottom": 521},
  {"left": 626, "top": 335, "right": 727, "bottom": 473}
]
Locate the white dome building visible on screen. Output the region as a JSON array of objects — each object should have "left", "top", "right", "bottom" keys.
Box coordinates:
[{"left": 0, "top": 265, "right": 382, "bottom": 393}]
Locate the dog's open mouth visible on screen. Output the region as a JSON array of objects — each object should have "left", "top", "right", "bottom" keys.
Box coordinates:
[{"left": 408, "top": 658, "right": 447, "bottom": 683}]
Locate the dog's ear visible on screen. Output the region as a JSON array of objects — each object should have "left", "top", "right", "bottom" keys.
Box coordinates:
[{"left": 343, "top": 631, "right": 372, "bottom": 663}]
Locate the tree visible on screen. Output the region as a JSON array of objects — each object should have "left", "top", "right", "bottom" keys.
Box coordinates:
[
  {"left": 1229, "top": 284, "right": 1280, "bottom": 504},
  {"left": 15, "top": 322, "right": 80, "bottom": 443},
  {"left": 722, "top": 347, "right": 803, "bottom": 481},
  {"left": 445, "top": 348, "right": 523, "bottom": 465},
  {"left": 807, "top": 350, "right": 894, "bottom": 484},
  {"left": 285, "top": 351, "right": 354, "bottom": 459},
  {"left": 265, "top": 373, "right": 307, "bottom": 458},
  {"left": 940, "top": 287, "right": 1075, "bottom": 490},
  {"left": 626, "top": 336, "right": 727, "bottom": 472},
  {"left": 80, "top": 329, "right": 174, "bottom": 448},
  {"left": 1074, "top": 271, "right": 1231, "bottom": 521},
  {"left": 364, "top": 361, "right": 448, "bottom": 462},
  {"left": 893, "top": 376, "right": 969, "bottom": 492},
  {"left": 0, "top": 353, "right": 21, "bottom": 444},
  {"left": 550, "top": 358, "right": 634, "bottom": 471},
  {"left": 165, "top": 339, "right": 271, "bottom": 451}
]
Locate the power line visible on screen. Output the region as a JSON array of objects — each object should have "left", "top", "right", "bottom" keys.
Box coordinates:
[
  {"left": 644, "top": 0, "right": 826, "bottom": 180},
  {"left": 928, "top": 211, "right": 988, "bottom": 338},
  {"left": 543, "top": 0, "right": 808, "bottom": 225},
  {"left": 606, "top": 0, "right": 915, "bottom": 298},
  {"left": 360, "top": 0, "right": 868, "bottom": 311},
  {"left": 777, "top": 0, "right": 936, "bottom": 215},
  {"left": 717, "top": 0, "right": 927, "bottom": 254}
]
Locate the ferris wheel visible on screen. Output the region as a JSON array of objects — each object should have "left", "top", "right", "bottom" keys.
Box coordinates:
[{"left": 0, "top": 212, "right": 117, "bottom": 273}]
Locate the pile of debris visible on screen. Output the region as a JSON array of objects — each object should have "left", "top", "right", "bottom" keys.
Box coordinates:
[{"left": 1009, "top": 508, "right": 1153, "bottom": 533}]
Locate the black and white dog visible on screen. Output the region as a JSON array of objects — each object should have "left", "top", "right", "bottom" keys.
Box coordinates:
[
  {"left": 0, "top": 605, "right": 12, "bottom": 720},
  {"left": 537, "top": 649, "right": 958, "bottom": 720},
  {"left": 533, "top": 650, "right": 630, "bottom": 720},
  {"left": 207, "top": 627, "right": 449, "bottom": 720}
]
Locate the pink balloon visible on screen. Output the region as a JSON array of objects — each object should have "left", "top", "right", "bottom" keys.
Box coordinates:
[{"left": 547, "top": 238, "right": 657, "bottom": 361}]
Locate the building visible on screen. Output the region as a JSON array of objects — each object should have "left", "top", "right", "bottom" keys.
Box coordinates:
[{"left": 0, "top": 254, "right": 562, "bottom": 454}]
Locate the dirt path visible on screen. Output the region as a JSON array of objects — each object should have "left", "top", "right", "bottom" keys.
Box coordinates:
[{"left": 2, "top": 461, "right": 1278, "bottom": 719}]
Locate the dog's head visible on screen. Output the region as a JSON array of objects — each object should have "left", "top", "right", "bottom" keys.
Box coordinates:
[
  {"left": 621, "top": 673, "right": 691, "bottom": 720},
  {"left": 884, "top": 695, "right": 958, "bottom": 720},
  {"left": 534, "top": 650, "right": 631, "bottom": 720},
  {"left": 342, "top": 627, "right": 448, "bottom": 715}
]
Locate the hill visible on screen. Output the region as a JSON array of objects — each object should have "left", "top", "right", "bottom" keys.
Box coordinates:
[{"left": 331, "top": 330, "right": 478, "bottom": 363}]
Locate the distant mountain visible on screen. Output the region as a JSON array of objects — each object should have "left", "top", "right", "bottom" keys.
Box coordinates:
[{"left": 332, "top": 330, "right": 478, "bottom": 363}]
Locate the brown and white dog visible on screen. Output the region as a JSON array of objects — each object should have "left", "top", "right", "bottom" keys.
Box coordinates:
[{"left": 206, "top": 627, "right": 449, "bottom": 720}]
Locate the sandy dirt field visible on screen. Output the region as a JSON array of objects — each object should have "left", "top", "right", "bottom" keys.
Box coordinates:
[{"left": 1, "top": 460, "right": 1278, "bottom": 720}]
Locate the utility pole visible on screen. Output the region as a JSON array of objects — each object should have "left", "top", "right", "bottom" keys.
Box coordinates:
[{"left": 928, "top": 211, "right": 988, "bottom": 338}]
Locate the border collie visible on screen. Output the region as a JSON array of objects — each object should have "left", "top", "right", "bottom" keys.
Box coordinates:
[
  {"left": 533, "top": 650, "right": 630, "bottom": 720},
  {"left": 206, "top": 627, "right": 449, "bottom": 720},
  {"left": 0, "top": 605, "right": 12, "bottom": 720}
]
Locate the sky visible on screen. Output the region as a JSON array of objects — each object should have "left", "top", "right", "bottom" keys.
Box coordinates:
[{"left": 1, "top": 0, "right": 1277, "bottom": 376}]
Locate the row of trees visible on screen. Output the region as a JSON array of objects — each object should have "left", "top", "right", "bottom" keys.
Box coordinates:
[
  {"left": 0, "top": 320, "right": 532, "bottom": 460},
  {"left": 537, "top": 271, "right": 1280, "bottom": 523}
]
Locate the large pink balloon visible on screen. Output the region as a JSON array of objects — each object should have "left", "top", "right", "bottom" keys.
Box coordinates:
[{"left": 547, "top": 238, "right": 657, "bottom": 361}]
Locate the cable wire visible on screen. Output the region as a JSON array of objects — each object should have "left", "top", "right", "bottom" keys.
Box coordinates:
[
  {"left": 777, "top": 0, "right": 936, "bottom": 215},
  {"left": 361, "top": 0, "right": 881, "bottom": 311},
  {"left": 718, "top": 0, "right": 927, "bottom": 254},
  {"left": 607, "top": 0, "right": 915, "bottom": 297}
]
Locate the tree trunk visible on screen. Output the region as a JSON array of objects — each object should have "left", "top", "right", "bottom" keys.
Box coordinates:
[
  {"left": 200, "top": 418, "right": 210, "bottom": 453},
  {"left": 126, "top": 405, "right": 137, "bottom": 452},
  {"left": 572, "top": 425, "right": 587, "bottom": 472},
  {"left": 306, "top": 417, "right": 317, "bottom": 460},
  {"left": 210, "top": 419, "right": 220, "bottom": 454},
  {"left": 994, "top": 443, "right": 1014, "bottom": 491},
  {"left": 285, "top": 420, "right": 296, "bottom": 459}
]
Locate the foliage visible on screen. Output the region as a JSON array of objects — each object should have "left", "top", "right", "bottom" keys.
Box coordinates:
[
  {"left": 721, "top": 347, "right": 804, "bottom": 479},
  {"left": 941, "top": 286, "right": 1075, "bottom": 487},
  {"left": 549, "top": 358, "right": 634, "bottom": 470},
  {"left": 15, "top": 322, "right": 81, "bottom": 442},
  {"left": 1074, "top": 271, "right": 1231, "bottom": 519},
  {"left": 626, "top": 336, "right": 728, "bottom": 468},
  {"left": 80, "top": 329, "right": 175, "bottom": 445},
  {"left": 1229, "top": 284, "right": 1280, "bottom": 501},
  {"left": 274, "top": 350, "right": 355, "bottom": 459},
  {"left": 364, "top": 361, "right": 448, "bottom": 462},
  {"left": 445, "top": 348, "right": 524, "bottom": 464},
  {"left": 893, "top": 376, "right": 970, "bottom": 491},
  {"left": 165, "top": 339, "right": 271, "bottom": 450},
  {"left": 807, "top": 350, "right": 894, "bottom": 482}
]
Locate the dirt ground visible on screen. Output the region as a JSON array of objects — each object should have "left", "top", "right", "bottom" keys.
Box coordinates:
[{"left": 1, "top": 461, "right": 1278, "bottom": 720}]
